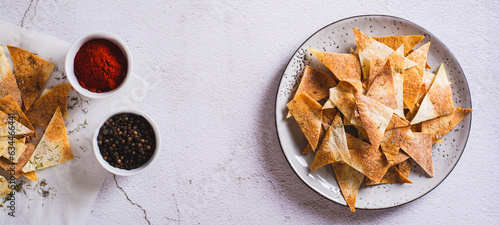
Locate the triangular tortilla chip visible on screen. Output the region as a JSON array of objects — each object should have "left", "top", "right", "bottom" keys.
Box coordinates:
[
  {"left": 397, "top": 158, "right": 413, "bottom": 178},
  {"left": 388, "top": 45, "right": 406, "bottom": 118},
  {"left": 354, "top": 92, "right": 393, "bottom": 146},
  {"left": 380, "top": 126, "right": 410, "bottom": 163},
  {"left": 309, "top": 48, "right": 362, "bottom": 92},
  {"left": 7, "top": 45, "right": 54, "bottom": 110},
  {"left": 373, "top": 35, "right": 424, "bottom": 55},
  {"left": 0, "top": 110, "right": 33, "bottom": 137},
  {"left": 0, "top": 46, "right": 22, "bottom": 107},
  {"left": 403, "top": 42, "right": 430, "bottom": 113},
  {"left": 23, "top": 171, "right": 37, "bottom": 181},
  {"left": 365, "top": 166, "right": 412, "bottom": 185},
  {"left": 0, "top": 142, "right": 37, "bottom": 178},
  {"left": 411, "top": 64, "right": 454, "bottom": 124},
  {"left": 353, "top": 28, "right": 416, "bottom": 80},
  {"left": 287, "top": 92, "right": 323, "bottom": 150},
  {"left": 332, "top": 162, "right": 364, "bottom": 212},
  {"left": 345, "top": 144, "right": 390, "bottom": 183},
  {"left": 0, "top": 176, "right": 11, "bottom": 198},
  {"left": 25, "top": 83, "right": 73, "bottom": 126},
  {"left": 414, "top": 71, "right": 437, "bottom": 109},
  {"left": 311, "top": 113, "right": 350, "bottom": 170},
  {"left": 386, "top": 114, "right": 409, "bottom": 130},
  {"left": 0, "top": 95, "right": 36, "bottom": 137},
  {"left": 400, "top": 131, "right": 433, "bottom": 177},
  {"left": 345, "top": 133, "right": 370, "bottom": 149},
  {"left": 0, "top": 137, "right": 27, "bottom": 163},
  {"left": 302, "top": 108, "right": 337, "bottom": 154},
  {"left": 327, "top": 81, "right": 357, "bottom": 121},
  {"left": 367, "top": 54, "right": 386, "bottom": 90},
  {"left": 366, "top": 60, "right": 398, "bottom": 109},
  {"left": 22, "top": 108, "right": 74, "bottom": 172},
  {"left": 421, "top": 107, "right": 472, "bottom": 144},
  {"left": 288, "top": 66, "right": 337, "bottom": 118}
]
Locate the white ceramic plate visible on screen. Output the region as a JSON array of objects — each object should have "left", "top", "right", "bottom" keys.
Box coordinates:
[{"left": 275, "top": 15, "right": 472, "bottom": 210}]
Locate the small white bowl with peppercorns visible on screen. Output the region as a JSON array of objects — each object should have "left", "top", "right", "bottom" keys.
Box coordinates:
[
  {"left": 65, "top": 31, "right": 133, "bottom": 99},
  {"left": 93, "top": 109, "right": 160, "bottom": 176}
]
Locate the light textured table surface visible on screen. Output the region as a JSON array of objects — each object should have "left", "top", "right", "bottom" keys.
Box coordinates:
[{"left": 1, "top": 1, "right": 499, "bottom": 224}]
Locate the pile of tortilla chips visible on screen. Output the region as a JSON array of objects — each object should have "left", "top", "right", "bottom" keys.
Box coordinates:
[
  {"left": 286, "top": 28, "right": 472, "bottom": 212},
  {"left": 0, "top": 45, "right": 74, "bottom": 198}
]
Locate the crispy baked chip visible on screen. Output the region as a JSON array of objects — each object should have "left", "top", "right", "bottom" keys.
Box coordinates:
[
  {"left": 25, "top": 83, "right": 73, "bottom": 126},
  {"left": 353, "top": 28, "right": 416, "bottom": 80},
  {"left": 23, "top": 171, "right": 37, "bottom": 181},
  {"left": 397, "top": 158, "right": 413, "bottom": 178},
  {"left": 373, "top": 35, "right": 424, "bottom": 55},
  {"left": 0, "top": 142, "right": 37, "bottom": 178},
  {"left": 388, "top": 45, "right": 406, "bottom": 118},
  {"left": 367, "top": 54, "right": 386, "bottom": 89},
  {"left": 311, "top": 113, "right": 349, "bottom": 170},
  {"left": 403, "top": 42, "right": 430, "bottom": 113},
  {"left": 386, "top": 114, "right": 409, "bottom": 130},
  {"left": 411, "top": 64, "right": 454, "bottom": 124},
  {"left": 354, "top": 92, "right": 393, "bottom": 146},
  {"left": 302, "top": 108, "right": 337, "bottom": 154},
  {"left": 7, "top": 45, "right": 54, "bottom": 110},
  {"left": 332, "top": 162, "right": 364, "bottom": 212},
  {"left": 0, "top": 110, "right": 33, "bottom": 137},
  {"left": 400, "top": 131, "right": 433, "bottom": 177},
  {"left": 345, "top": 133, "right": 370, "bottom": 149},
  {"left": 421, "top": 107, "right": 472, "bottom": 144},
  {"left": 381, "top": 126, "right": 410, "bottom": 163},
  {"left": 310, "top": 48, "right": 362, "bottom": 92},
  {"left": 0, "top": 46, "right": 22, "bottom": 107},
  {"left": 22, "top": 108, "right": 74, "bottom": 172},
  {"left": 366, "top": 60, "right": 397, "bottom": 109},
  {"left": 328, "top": 81, "right": 357, "bottom": 121},
  {"left": 287, "top": 92, "right": 323, "bottom": 150},
  {"left": 345, "top": 144, "right": 390, "bottom": 183},
  {"left": 0, "top": 137, "right": 27, "bottom": 163},
  {"left": 365, "top": 166, "right": 412, "bottom": 185},
  {"left": 0, "top": 95, "right": 35, "bottom": 137}
]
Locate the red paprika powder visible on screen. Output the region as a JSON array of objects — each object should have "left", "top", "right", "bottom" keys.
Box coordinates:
[{"left": 74, "top": 39, "right": 127, "bottom": 93}]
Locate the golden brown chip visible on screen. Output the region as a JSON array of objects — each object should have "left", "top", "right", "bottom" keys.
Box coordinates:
[
  {"left": 0, "top": 110, "right": 33, "bottom": 137},
  {"left": 366, "top": 60, "right": 398, "bottom": 109},
  {"left": 380, "top": 126, "right": 410, "bottom": 163},
  {"left": 400, "top": 131, "right": 433, "bottom": 177},
  {"left": 311, "top": 113, "right": 349, "bottom": 170},
  {"left": 0, "top": 142, "right": 37, "bottom": 178},
  {"left": 354, "top": 92, "right": 393, "bottom": 147},
  {"left": 345, "top": 133, "right": 370, "bottom": 149},
  {"left": 287, "top": 92, "right": 323, "bottom": 150},
  {"left": 328, "top": 81, "right": 357, "bottom": 121},
  {"left": 0, "top": 95, "right": 36, "bottom": 137},
  {"left": 7, "top": 45, "right": 54, "bottom": 110},
  {"left": 0, "top": 176, "right": 11, "bottom": 198},
  {"left": 25, "top": 83, "right": 73, "bottom": 126},
  {"left": 421, "top": 107, "right": 472, "bottom": 144},
  {"left": 386, "top": 114, "right": 409, "bottom": 130},
  {"left": 0, "top": 137, "right": 27, "bottom": 163},
  {"left": 403, "top": 42, "right": 430, "bottom": 113},
  {"left": 309, "top": 48, "right": 362, "bottom": 92},
  {"left": 411, "top": 64, "right": 455, "bottom": 124},
  {"left": 0, "top": 46, "right": 22, "bottom": 107},
  {"left": 23, "top": 171, "right": 37, "bottom": 181},
  {"left": 332, "top": 162, "right": 364, "bottom": 212},
  {"left": 346, "top": 144, "right": 390, "bottom": 183},
  {"left": 365, "top": 166, "right": 412, "bottom": 185},
  {"left": 302, "top": 108, "right": 337, "bottom": 154},
  {"left": 388, "top": 45, "right": 406, "bottom": 118},
  {"left": 397, "top": 158, "right": 413, "bottom": 178},
  {"left": 373, "top": 35, "right": 424, "bottom": 55},
  {"left": 22, "top": 108, "right": 74, "bottom": 172},
  {"left": 367, "top": 54, "right": 386, "bottom": 89}
]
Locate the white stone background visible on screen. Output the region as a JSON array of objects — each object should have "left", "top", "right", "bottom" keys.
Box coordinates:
[{"left": 1, "top": 0, "right": 499, "bottom": 224}]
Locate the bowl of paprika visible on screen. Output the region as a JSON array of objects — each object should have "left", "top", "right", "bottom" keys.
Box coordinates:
[{"left": 65, "top": 31, "right": 132, "bottom": 98}]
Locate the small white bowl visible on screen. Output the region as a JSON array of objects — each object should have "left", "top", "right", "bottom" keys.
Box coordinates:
[
  {"left": 93, "top": 109, "right": 160, "bottom": 176},
  {"left": 65, "top": 31, "right": 133, "bottom": 99}
]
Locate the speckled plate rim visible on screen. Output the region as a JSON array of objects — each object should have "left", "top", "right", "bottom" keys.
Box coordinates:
[{"left": 274, "top": 14, "right": 472, "bottom": 210}]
